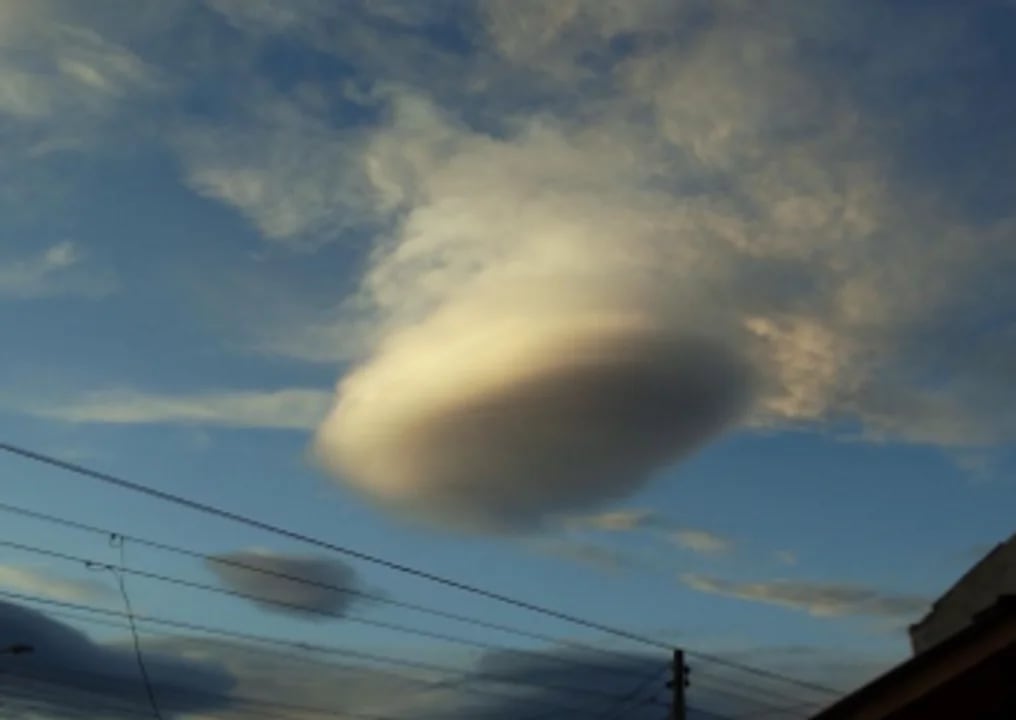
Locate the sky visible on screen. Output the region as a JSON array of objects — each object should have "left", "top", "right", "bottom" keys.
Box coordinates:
[{"left": 1, "top": 1, "right": 1015, "bottom": 718}]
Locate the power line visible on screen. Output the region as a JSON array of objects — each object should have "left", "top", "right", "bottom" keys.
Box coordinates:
[
  {"left": 0, "top": 441, "right": 841, "bottom": 697},
  {"left": 25, "top": 606, "right": 611, "bottom": 720},
  {"left": 597, "top": 664, "right": 671, "bottom": 720},
  {"left": 1, "top": 661, "right": 403, "bottom": 720},
  {"left": 690, "top": 671, "right": 825, "bottom": 711},
  {"left": 0, "top": 500, "right": 647, "bottom": 675},
  {"left": 0, "top": 688, "right": 155, "bottom": 720},
  {"left": 0, "top": 536, "right": 641, "bottom": 705},
  {"left": 105, "top": 536, "right": 163, "bottom": 720},
  {"left": 0, "top": 610, "right": 621, "bottom": 720},
  {"left": 686, "top": 654, "right": 841, "bottom": 697},
  {"left": 0, "top": 442, "right": 675, "bottom": 646},
  {"left": 690, "top": 680, "right": 820, "bottom": 718},
  {"left": 0, "top": 588, "right": 638, "bottom": 710}
]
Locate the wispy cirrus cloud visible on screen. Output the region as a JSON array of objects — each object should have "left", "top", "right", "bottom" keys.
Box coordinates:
[
  {"left": 0, "top": 242, "right": 115, "bottom": 300},
  {"left": 682, "top": 574, "right": 929, "bottom": 620},
  {"left": 0, "top": 1, "right": 159, "bottom": 157},
  {"left": 28, "top": 387, "right": 332, "bottom": 430},
  {"left": 671, "top": 530, "right": 733, "bottom": 557},
  {"left": 565, "top": 509, "right": 662, "bottom": 532},
  {"left": 566, "top": 512, "right": 734, "bottom": 559},
  {"left": 523, "top": 537, "right": 636, "bottom": 573}
]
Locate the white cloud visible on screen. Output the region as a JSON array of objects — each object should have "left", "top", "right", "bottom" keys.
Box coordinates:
[
  {"left": 12, "top": 1, "right": 1013, "bottom": 530},
  {"left": 682, "top": 574, "right": 929, "bottom": 619},
  {"left": 0, "top": 3, "right": 156, "bottom": 150},
  {"left": 175, "top": 91, "right": 375, "bottom": 249},
  {"left": 31, "top": 387, "right": 332, "bottom": 430},
  {"left": 567, "top": 510, "right": 660, "bottom": 532},
  {"left": 296, "top": 1, "right": 1016, "bottom": 532},
  {"left": 0, "top": 242, "right": 115, "bottom": 299},
  {"left": 671, "top": 530, "right": 733, "bottom": 556},
  {"left": 0, "top": 565, "right": 110, "bottom": 603}
]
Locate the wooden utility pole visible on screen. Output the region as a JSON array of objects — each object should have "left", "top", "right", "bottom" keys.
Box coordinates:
[{"left": 670, "top": 649, "right": 688, "bottom": 720}]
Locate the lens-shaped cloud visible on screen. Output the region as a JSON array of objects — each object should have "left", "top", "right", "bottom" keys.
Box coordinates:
[
  {"left": 315, "top": 301, "right": 751, "bottom": 532},
  {"left": 205, "top": 551, "right": 364, "bottom": 619}
]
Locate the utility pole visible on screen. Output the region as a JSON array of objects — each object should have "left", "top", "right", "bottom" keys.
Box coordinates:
[{"left": 669, "top": 649, "right": 688, "bottom": 720}]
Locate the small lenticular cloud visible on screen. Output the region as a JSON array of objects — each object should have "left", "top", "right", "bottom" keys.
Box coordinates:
[{"left": 206, "top": 551, "right": 364, "bottom": 619}]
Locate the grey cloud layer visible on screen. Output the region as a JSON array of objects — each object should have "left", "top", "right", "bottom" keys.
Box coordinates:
[
  {"left": 0, "top": 598, "right": 897, "bottom": 720},
  {"left": 0, "top": 600, "right": 234, "bottom": 718},
  {"left": 205, "top": 551, "right": 365, "bottom": 619}
]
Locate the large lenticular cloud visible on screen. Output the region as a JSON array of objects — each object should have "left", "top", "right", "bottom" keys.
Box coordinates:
[
  {"left": 315, "top": 302, "right": 750, "bottom": 531},
  {"left": 306, "top": 1, "right": 1016, "bottom": 531},
  {"left": 310, "top": 100, "right": 760, "bottom": 531}
]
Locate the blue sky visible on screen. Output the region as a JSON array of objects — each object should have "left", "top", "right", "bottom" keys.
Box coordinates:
[{"left": 1, "top": 1, "right": 1015, "bottom": 718}]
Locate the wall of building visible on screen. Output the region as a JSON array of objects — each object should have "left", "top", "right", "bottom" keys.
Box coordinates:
[{"left": 910, "top": 534, "right": 1016, "bottom": 654}]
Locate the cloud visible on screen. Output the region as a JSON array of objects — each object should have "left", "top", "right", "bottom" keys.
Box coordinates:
[
  {"left": 285, "top": 2, "right": 1015, "bottom": 530},
  {"left": 524, "top": 538, "right": 636, "bottom": 573},
  {"left": 774, "top": 551, "right": 799, "bottom": 566},
  {"left": 671, "top": 530, "right": 733, "bottom": 556},
  {"left": 204, "top": 550, "right": 365, "bottom": 620},
  {"left": 14, "top": 1, "right": 1014, "bottom": 529},
  {"left": 0, "top": 242, "right": 115, "bottom": 300},
  {"left": 0, "top": 599, "right": 234, "bottom": 718},
  {"left": 0, "top": 603, "right": 889, "bottom": 720},
  {"left": 315, "top": 322, "right": 751, "bottom": 532},
  {"left": 682, "top": 574, "right": 929, "bottom": 619},
  {"left": 175, "top": 91, "right": 375, "bottom": 249},
  {"left": 139, "top": 635, "right": 669, "bottom": 720},
  {"left": 30, "top": 387, "right": 332, "bottom": 430},
  {"left": 0, "top": 2, "right": 158, "bottom": 156},
  {"left": 0, "top": 565, "right": 112, "bottom": 603},
  {"left": 567, "top": 510, "right": 662, "bottom": 532}
]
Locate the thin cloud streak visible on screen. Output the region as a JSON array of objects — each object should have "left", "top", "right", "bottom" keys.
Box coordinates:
[
  {"left": 0, "top": 566, "right": 111, "bottom": 603},
  {"left": 672, "top": 530, "right": 733, "bottom": 556},
  {"left": 682, "top": 574, "right": 929, "bottom": 620},
  {"left": 30, "top": 387, "right": 333, "bottom": 430},
  {"left": 0, "top": 242, "right": 115, "bottom": 300}
]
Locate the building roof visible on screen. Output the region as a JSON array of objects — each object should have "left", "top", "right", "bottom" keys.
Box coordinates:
[
  {"left": 909, "top": 533, "right": 1016, "bottom": 637},
  {"left": 810, "top": 596, "right": 1016, "bottom": 720}
]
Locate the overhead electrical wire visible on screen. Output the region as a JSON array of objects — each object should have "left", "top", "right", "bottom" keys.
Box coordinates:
[
  {"left": 0, "top": 588, "right": 642, "bottom": 715},
  {"left": 0, "top": 536, "right": 640, "bottom": 706},
  {"left": 0, "top": 661, "right": 407, "bottom": 720},
  {"left": 0, "top": 441, "right": 843, "bottom": 697},
  {"left": 689, "top": 671, "right": 829, "bottom": 712},
  {"left": 596, "top": 663, "right": 671, "bottom": 720},
  {"left": 0, "top": 500, "right": 650, "bottom": 676}
]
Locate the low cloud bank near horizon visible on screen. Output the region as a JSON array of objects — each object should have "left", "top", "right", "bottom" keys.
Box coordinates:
[{"left": 0, "top": 600, "right": 234, "bottom": 718}]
